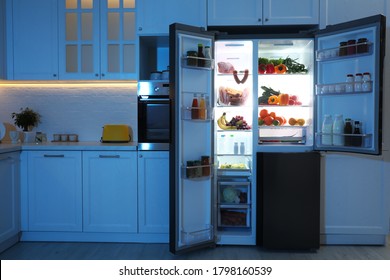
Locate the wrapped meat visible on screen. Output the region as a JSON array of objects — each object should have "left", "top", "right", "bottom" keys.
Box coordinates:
[
  {"left": 218, "top": 86, "right": 249, "bottom": 106},
  {"left": 217, "top": 61, "right": 235, "bottom": 73}
]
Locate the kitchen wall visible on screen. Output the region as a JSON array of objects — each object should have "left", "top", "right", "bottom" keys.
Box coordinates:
[{"left": 0, "top": 83, "right": 138, "bottom": 142}]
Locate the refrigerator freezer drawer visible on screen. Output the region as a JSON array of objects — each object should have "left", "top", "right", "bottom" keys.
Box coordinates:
[
  {"left": 218, "top": 181, "right": 251, "bottom": 204},
  {"left": 218, "top": 206, "right": 251, "bottom": 228}
]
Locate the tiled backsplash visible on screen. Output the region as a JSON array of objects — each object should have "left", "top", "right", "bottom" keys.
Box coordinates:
[{"left": 0, "top": 83, "right": 138, "bottom": 142}]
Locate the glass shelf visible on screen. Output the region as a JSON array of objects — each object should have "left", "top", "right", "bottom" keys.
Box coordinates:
[
  {"left": 316, "top": 42, "right": 373, "bottom": 62},
  {"left": 182, "top": 107, "right": 212, "bottom": 121},
  {"left": 259, "top": 126, "right": 306, "bottom": 144},
  {"left": 181, "top": 56, "right": 214, "bottom": 70}
]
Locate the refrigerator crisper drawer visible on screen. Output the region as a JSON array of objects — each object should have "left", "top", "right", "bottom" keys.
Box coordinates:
[
  {"left": 217, "top": 155, "right": 251, "bottom": 176},
  {"left": 181, "top": 224, "right": 213, "bottom": 246},
  {"left": 218, "top": 206, "right": 251, "bottom": 228},
  {"left": 259, "top": 126, "right": 306, "bottom": 144},
  {"left": 218, "top": 181, "right": 251, "bottom": 204}
]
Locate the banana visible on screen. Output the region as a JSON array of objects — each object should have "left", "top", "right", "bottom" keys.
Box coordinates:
[{"left": 217, "top": 113, "right": 237, "bottom": 130}]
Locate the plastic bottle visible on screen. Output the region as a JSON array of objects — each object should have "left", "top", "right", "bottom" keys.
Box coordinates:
[
  {"left": 198, "top": 94, "right": 206, "bottom": 120},
  {"left": 197, "top": 44, "right": 205, "bottom": 67},
  {"left": 234, "top": 142, "right": 239, "bottom": 154},
  {"left": 219, "top": 134, "right": 226, "bottom": 154},
  {"left": 321, "top": 114, "right": 333, "bottom": 146},
  {"left": 240, "top": 142, "right": 245, "bottom": 155},
  {"left": 332, "top": 114, "right": 344, "bottom": 146},
  {"left": 352, "top": 121, "right": 363, "bottom": 147},
  {"left": 344, "top": 118, "right": 353, "bottom": 146},
  {"left": 229, "top": 134, "right": 235, "bottom": 154},
  {"left": 191, "top": 94, "right": 198, "bottom": 119},
  {"left": 204, "top": 46, "right": 211, "bottom": 68}
]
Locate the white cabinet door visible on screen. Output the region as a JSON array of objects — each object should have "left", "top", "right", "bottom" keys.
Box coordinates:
[
  {"left": 262, "top": 0, "right": 319, "bottom": 25},
  {"left": 321, "top": 154, "right": 388, "bottom": 244},
  {"left": 208, "top": 0, "right": 319, "bottom": 26},
  {"left": 0, "top": 152, "right": 20, "bottom": 253},
  {"left": 207, "top": 0, "right": 262, "bottom": 26},
  {"left": 27, "top": 151, "right": 82, "bottom": 232},
  {"left": 137, "top": 0, "right": 207, "bottom": 35},
  {"left": 11, "top": 0, "right": 58, "bottom": 80},
  {"left": 138, "top": 151, "right": 169, "bottom": 234},
  {"left": 83, "top": 151, "right": 138, "bottom": 233}
]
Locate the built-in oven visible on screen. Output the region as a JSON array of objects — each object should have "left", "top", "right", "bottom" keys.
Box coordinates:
[{"left": 137, "top": 81, "right": 170, "bottom": 150}]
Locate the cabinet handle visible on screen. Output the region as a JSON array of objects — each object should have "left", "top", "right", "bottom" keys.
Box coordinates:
[
  {"left": 101, "top": 73, "right": 105, "bottom": 77},
  {"left": 95, "top": 73, "right": 99, "bottom": 77},
  {"left": 258, "top": 18, "right": 262, "bottom": 22},
  {"left": 44, "top": 154, "right": 65, "bottom": 158},
  {"left": 53, "top": 74, "right": 57, "bottom": 77},
  {"left": 138, "top": 27, "right": 142, "bottom": 31},
  {"left": 265, "top": 18, "right": 269, "bottom": 22},
  {"left": 139, "top": 154, "right": 143, "bottom": 158},
  {"left": 99, "top": 155, "right": 120, "bottom": 158}
]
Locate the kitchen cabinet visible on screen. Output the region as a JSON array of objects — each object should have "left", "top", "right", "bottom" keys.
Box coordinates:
[
  {"left": 83, "top": 151, "right": 138, "bottom": 233},
  {"left": 26, "top": 151, "right": 82, "bottom": 232},
  {"left": 0, "top": 152, "right": 20, "bottom": 253},
  {"left": 137, "top": 0, "right": 207, "bottom": 35},
  {"left": 321, "top": 154, "right": 389, "bottom": 245},
  {"left": 207, "top": 0, "right": 319, "bottom": 26},
  {"left": 0, "top": 0, "right": 6, "bottom": 79},
  {"left": 9, "top": 0, "right": 58, "bottom": 80},
  {"left": 137, "top": 151, "right": 169, "bottom": 234},
  {"left": 58, "top": 0, "right": 137, "bottom": 80}
]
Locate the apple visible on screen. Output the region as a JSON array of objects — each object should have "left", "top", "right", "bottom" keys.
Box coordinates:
[
  {"left": 290, "top": 95, "right": 298, "bottom": 101},
  {"left": 288, "top": 99, "right": 295, "bottom": 105}
]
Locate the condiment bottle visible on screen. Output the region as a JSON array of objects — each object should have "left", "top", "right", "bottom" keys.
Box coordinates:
[
  {"left": 197, "top": 44, "right": 205, "bottom": 67},
  {"left": 346, "top": 74, "right": 354, "bottom": 92},
  {"left": 191, "top": 94, "right": 199, "bottom": 119},
  {"left": 352, "top": 121, "right": 363, "bottom": 147},
  {"left": 198, "top": 94, "right": 206, "bottom": 120},
  {"left": 362, "top": 72, "right": 372, "bottom": 92},
  {"left": 332, "top": 114, "right": 344, "bottom": 146},
  {"left": 322, "top": 114, "right": 333, "bottom": 146},
  {"left": 344, "top": 118, "right": 353, "bottom": 146},
  {"left": 354, "top": 73, "right": 363, "bottom": 92},
  {"left": 204, "top": 46, "right": 211, "bottom": 68}
]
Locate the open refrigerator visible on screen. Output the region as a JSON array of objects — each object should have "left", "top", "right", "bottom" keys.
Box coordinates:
[{"left": 169, "top": 15, "right": 385, "bottom": 254}]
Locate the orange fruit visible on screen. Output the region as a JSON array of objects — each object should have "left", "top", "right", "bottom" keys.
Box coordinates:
[
  {"left": 259, "top": 109, "right": 269, "bottom": 119},
  {"left": 263, "top": 116, "right": 274, "bottom": 126},
  {"left": 288, "top": 118, "right": 297, "bottom": 126}
]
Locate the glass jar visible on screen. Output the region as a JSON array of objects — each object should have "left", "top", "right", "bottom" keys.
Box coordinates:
[
  {"left": 201, "top": 156, "right": 211, "bottom": 177},
  {"left": 362, "top": 72, "right": 372, "bottom": 92},
  {"left": 357, "top": 38, "right": 368, "bottom": 53},
  {"left": 347, "top": 39, "right": 357, "bottom": 55},
  {"left": 186, "top": 50, "right": 198, "bottom": 66},
  {"left": 346, "top": 74, "right": 354, "bottom": 92},
  {"left": 339, "top": 41, "right": 348, "bottom": 56},
  {"left": 354, "top": 73, "right": 363, "bottom": 92}
]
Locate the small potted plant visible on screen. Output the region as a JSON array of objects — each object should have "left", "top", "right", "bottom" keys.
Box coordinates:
[{"left": 11, "top": 107, "right": 41, "bottom": 143}]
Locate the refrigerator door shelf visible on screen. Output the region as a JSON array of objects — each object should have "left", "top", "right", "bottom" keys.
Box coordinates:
[
  {"left": 181, "top": 164, "right": 213, "bottom": 180},
  {"left": 316, "top": 82, "right": 373, "bottom": 95},
  {"left": 181, "top": 56, "right": 214, "bottom": 70},
  {"left": 181, "top": 224, "right": 213, "bottom": 246},
  {"left": 315, "top": 132, "right": 372, "bottom": 148},
  {"left": 316, "top": 42, "right": 373, "bottom": 62},
  {"left": 218, "top": 206, "right": 251, "bottom": 228},
  {"left": 181, "top": 107, "right": 212, "bottom": 121},
  {"left": 259, "top": 126, "right": 307, "bottom": 144}
]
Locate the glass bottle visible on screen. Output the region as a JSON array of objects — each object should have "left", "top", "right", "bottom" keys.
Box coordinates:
[
  {"left": 354, "top": 73, "right": 363, "bottom": 92},
  {"left": 198, "top": 94, "right": 206, "bottom": 120},
  {"left": 204, "top": 46, "right": 211, "bottom": 68},
  {"left": 219, "top": 134, "right": 226, "bottom": 154},
  {"left": 234, "top": 142, "right": 239, "bottom": 154},
  {"left": 345, "top": 74, "right": 354, "bottom": 92},
  {"left": 344, "top": 118, "right": 353, "bottom": 146},
  {"left": 362, "top": 72, "right": 372, "bottom": 92},
  {"left": 240, "top": 142, "right": 245, "bottom": 155},
  {"left": 332, "top": 114, "right": 344, "bottom": 146},
  {"left": 321, "top": 114, "right": 333, "bottom": 146},
  {"left": 352, "top": 121, "right": 363, "bottom": 147},
  {"left": 191, "top": 94, "right": 199, "bottom": 119},
  {"left": 197, "top": 44, "right": 205, "bottom": 67}
]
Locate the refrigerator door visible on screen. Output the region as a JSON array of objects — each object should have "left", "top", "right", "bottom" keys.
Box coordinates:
[
  {"left": 169, "top": 23, "right": 215, "bottom": 254},
  {"left": 314, "top": 15, "right": 385, "bottom": 155}
]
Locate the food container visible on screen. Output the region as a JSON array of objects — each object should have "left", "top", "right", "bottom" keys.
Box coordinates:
[
  {"left": 161, "top": 70, "right": 169, "bottom": 80},
  {"left": 150, "top": 71, "right": 162, "bottom": 80}
]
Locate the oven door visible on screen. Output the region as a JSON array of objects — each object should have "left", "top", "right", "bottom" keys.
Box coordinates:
[{"left": 138, "top": 97, "right": 170, "bottom": 143}]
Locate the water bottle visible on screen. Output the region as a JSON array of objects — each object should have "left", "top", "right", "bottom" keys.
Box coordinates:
[
  {"left": 332, "top": 114, "right": 344, "bottom": 146},
  {"left": 234, "top": 142, "right": 239, "bottom": 154},
  {"left": 219, "top": 134, "right": 226, "bottom": 154},
  {"left": 321, "top": 114, "right": 333, "bottom": 145},
  {"left": 240, "top": 142, "right": 245, "bottom": 155}
]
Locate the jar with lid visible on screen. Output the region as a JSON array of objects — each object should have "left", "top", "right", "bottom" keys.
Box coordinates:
[
  {"left": 362, "top": 72, "right": 372, "bottom": 92},
  {"left": 347, "top": 39, "right": 357, "bottom": 55},
  {"left": 201, "top": 156, "right": 211, "bottom": 177},
  {"left": 186, "top": 50, "right": 198, "bottom": 66},
  {"left": 346, "top": 74, "right": 354, "bottom": 92},
  {"left": 354, "top": 73, "right": 363, "bottom": 92},
  {"left": 357, "top": 38, "right": 368, "bottom": 53},
  {"left": 339, "top": 41, "right": 348, "bottom": 56},
  {"left": 332, "top": 114, "right": 344, "bottom": 146}
]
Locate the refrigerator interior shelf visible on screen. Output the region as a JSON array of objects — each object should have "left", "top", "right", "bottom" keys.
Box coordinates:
[
  {"left": 181, "top": 107, "right": 212, "bottom": 121},
  {"left": 219, "top": 204, "right": 250, "bottom": 209},
  {"left": 182, "top": 164, "right": 213, "bottom": 180},
  {"left": 316, "top": 82, "right": 373, "bottom": 95},
  {"left": 259, "top": 126, "right": 306, "bottom": 143},
  {"left": 259, "top": 136, "right": 306, "bottom": 144},
  {"left": 217, "top": 168, "right": 251, "bottom": 177},
  {"left": 181, "top": 56, "right": 214, "bottom": 70},
  {"left": 181, "top": 224, "right": 213, "bottom": 246},
  {"left": 316, "top": 42, "right": 373, "bottom": 62},
  {"left": 218, "top": 208, "right": 251, "bottom": 228}
]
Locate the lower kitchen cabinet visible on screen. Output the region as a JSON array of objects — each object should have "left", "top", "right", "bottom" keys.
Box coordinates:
[
  {"left": 83, "top": 151, "right": 138, "bottom": 233},
  {"left": 0, "top": 152, "right": 20, "bottom": 253},
  {"left": 27, "top": 151, "right": 82, "bottom": 232},
  {"left": 137, "top": 151, "right": 169, "bottom": 234}
]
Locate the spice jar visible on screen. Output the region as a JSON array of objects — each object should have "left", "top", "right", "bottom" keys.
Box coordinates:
[
  {"left": 362, "top": 72, "right": 372, "bottom": 92},
  {"left": 346, "top": 74, "right": 354, "bottom": 92},
  {"left": 186, "top": 50, "right": 198, "bottom": 66},
  {"left": 354, "top": 73, "right": 363, "bottom": 92},
  {"left": 339, "top": 41, "right": 348, "bottom": 56},
  {"left": 201, "top": 156, "right": 211, "bottom": 177},
  {"left": 186, "top": 161, "right": 195, "bottom": 178},
  {"left": 347, "top": 39, "right": 356, "bottom": 55},
  {"left": 357, "top": 38, "right": 368, "bottom": 53}
]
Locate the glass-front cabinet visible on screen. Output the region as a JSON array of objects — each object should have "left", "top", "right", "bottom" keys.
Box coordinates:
[{"left": 59, "top": 0, "right": 137, "bottom": 80}]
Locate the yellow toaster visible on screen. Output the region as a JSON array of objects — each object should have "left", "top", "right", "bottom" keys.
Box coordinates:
[{"left": 101, "top": 124, "right": 131, "bottom": 143}]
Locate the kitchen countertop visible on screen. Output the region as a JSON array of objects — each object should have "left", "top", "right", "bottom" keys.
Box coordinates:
[{"left": 0, "top": 141, "right": 138, "bottom": 153}]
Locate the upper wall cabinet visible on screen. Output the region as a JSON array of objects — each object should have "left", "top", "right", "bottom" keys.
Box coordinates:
[
  {"left": 208, "top": 0, "right": 319, "bottom": 26},
  {"left": 58, "top": 0, "right": 137, "bottom": 80},
  {"left": 10, "top": 0, "right": 58, "bottom": 80},
  {"left": 137, "top": 0, "right": 207, "bottom": 35}
]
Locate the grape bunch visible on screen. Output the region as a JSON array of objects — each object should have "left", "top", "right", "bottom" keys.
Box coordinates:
[{"left": 226, "top": 115, "right": 251, "bottom": 130}]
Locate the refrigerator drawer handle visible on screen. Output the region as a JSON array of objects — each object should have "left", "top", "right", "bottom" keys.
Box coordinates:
[
  {"left": 99, "top": 155, "right": 120, "bottom": 158},
  {"left": 44, "top": 154, "right": 65, "bottom": 158}
]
